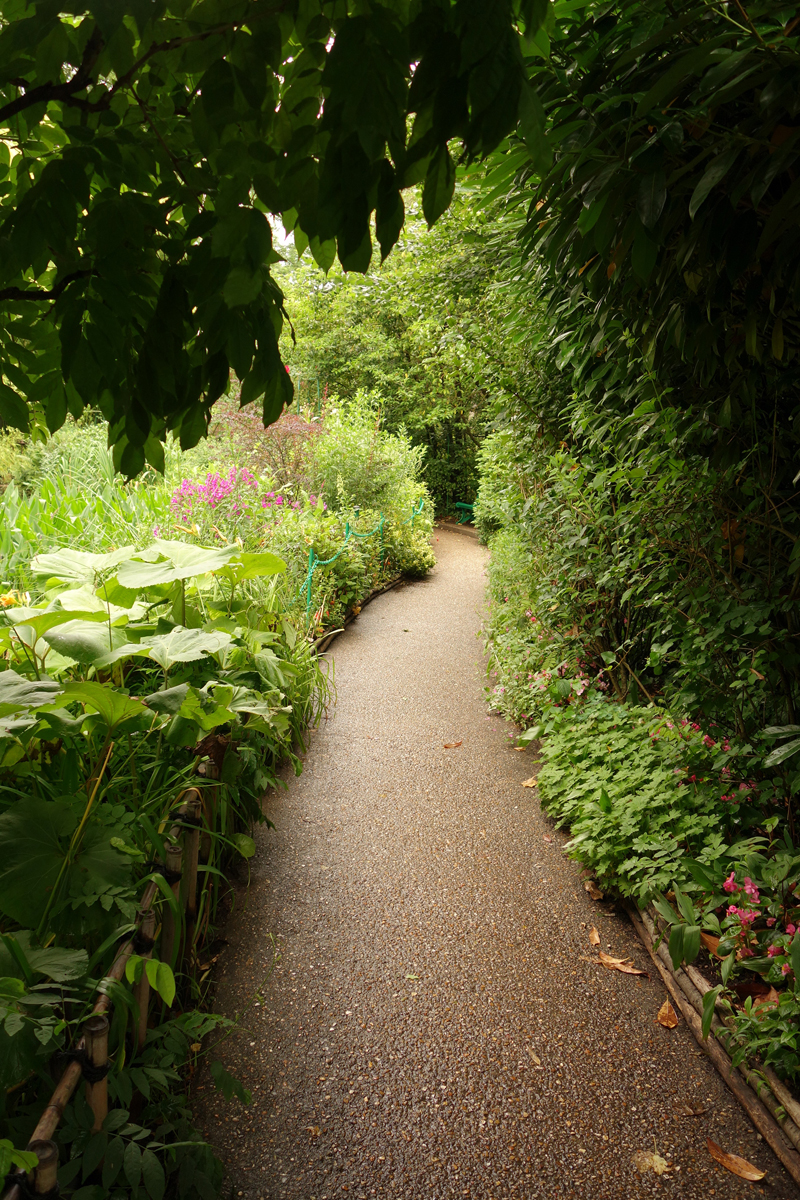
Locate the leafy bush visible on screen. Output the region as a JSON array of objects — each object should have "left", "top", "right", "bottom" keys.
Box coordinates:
[
  {"left": 0, "top": 402, "right": 434, "bottom": 1194},
  {"left": 0, "top": 536, "right": 326, "bottom": 1193},
  {"left": 307, "top": 392, "right": 426, "bottom": 516}
]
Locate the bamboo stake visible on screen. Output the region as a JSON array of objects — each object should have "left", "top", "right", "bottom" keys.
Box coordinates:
[
  {"left": 0, "top": 793, "right": 195, "bottom": 1200},
  {"left": 159, "top": 841, "right": 183, "bottom": 971},
  {"left": 27, "top": 1139, "right": 58, "bottom": 1195},
  {"left": 82, "top": 1015, "right": 109, "bottom": 1133},
  {"left": 640, "top": 909, "right": 800, "bottom": 1148},
  {"left": 133, "top": 907, "right": 156, "bottom": 1053},
  {"left": 628, "top": 904, "right": 800, "bottom": 1185},
  {"left": 183, "top": 792, "right": 202, "bottom": 963}
]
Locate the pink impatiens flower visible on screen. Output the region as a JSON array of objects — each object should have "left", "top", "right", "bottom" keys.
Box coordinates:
[{"left": 742, "top": 877, "right": 760, "bottom": 903}]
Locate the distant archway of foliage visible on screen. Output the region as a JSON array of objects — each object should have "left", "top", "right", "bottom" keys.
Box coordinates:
[
  {"left": 0, "top": 0, "right": 548, "bottom": 475},
  {"left": 276, "top": 193, "right": 530, "bottom": 513}
]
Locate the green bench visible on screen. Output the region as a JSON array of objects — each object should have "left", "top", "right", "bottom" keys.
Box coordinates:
[{"left": 455, "top": 502, "right": 475, "bottom": 524}]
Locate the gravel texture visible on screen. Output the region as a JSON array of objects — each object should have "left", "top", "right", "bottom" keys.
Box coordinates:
[{"left": 198, "top": 529, "right": 797, "bottom": 1199}]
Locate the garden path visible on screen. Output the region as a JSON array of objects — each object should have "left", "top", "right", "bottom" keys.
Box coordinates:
[{"left": 200, "top": 528, "right": 795, "bottom": 1199}]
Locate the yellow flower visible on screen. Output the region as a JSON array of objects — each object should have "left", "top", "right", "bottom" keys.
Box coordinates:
[{"left": 0, "top": 592, "right": 16, "bottom": 608}]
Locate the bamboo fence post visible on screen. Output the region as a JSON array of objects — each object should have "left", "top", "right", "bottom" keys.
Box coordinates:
[
  {"left": 133, "top": 907, "right": 156, "bottom": 1053},
  {"left": 183, "top": 792, "right": 202, "bottom": 963},
  {"left": 26, "top": 1139, "right": 58, "bottom": 1195},
  {"left": 82, "top": 1015, "right": 109, "bottom": 1133},
  {"left": 627, "top": 904, "right": 800, "bottom": 1186},
  {"left": 159, "top": 841, "right": 183, "bottom": 971}
]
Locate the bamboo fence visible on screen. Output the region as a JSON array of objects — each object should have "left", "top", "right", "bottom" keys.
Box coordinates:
[{"left": 2, "top": 785, "right": 208, "bottom": 1200}]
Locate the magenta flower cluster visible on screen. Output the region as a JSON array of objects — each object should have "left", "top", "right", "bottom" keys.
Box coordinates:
[
  {"left": 170, "top": 470, "right": 322, "bottom": 527},
  {"left": 722, "top": 871, "right": 799, "bottom": 980}
]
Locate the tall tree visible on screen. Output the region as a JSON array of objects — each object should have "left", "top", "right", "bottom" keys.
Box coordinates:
[{"left": 0, "top": 0, "right": 548, "bottom": 474}]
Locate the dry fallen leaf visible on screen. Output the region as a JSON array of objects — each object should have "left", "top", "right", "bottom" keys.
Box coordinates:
[
  {"left": 443, "top": 741, "right": 462, "bottom": 749},
  {"left": 589, "top": 926, "right": 601, "bottom": 947},
  {"left": 707, "top": 1139, "right": 766, "bottom": 1181},
  {"left": 584, "top": 879, "right": 604, "bottom": 900},
  {"left": 633, "top": 1150, "right": 670, "bottom": 1176},
  {"left": 526, "top": 1047, "right": 542, "bottom": 1066},
  {"left": 700, "top": 931, "right": 721, "bottom": 957},
  {"left": 598, "top": 950, "right": 647, "bottom": 976},
  {"left": 521, "top": 776, "right": 538, "bottom": 788},
  {"left": 513, "top": 746, "right": 526, "bottom": 752},
  {"left": 306, "top": 1126, "right": 321, "bottom": 1136},
  {"left": 677, "top": 1103, "right": 706, "bottom": 1117},
  {"left": 543, "top": 834, "right": 553, "bottom": 843},
  {"left": 656, "top": 999, "right": 678, "bottom": 1028},
  {"left": 752, "top": 986, "right": 780, "bottom": 1011}
]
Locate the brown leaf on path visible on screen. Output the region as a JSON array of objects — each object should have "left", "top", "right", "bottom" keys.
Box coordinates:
[
  {"left": 543, "top": 834, "right": 553, "bottom": 843},
  {"left": 513, "top": 746, "right": 526, "bottom": 751},
  {"left": 526, "top": 1047, "right": 542, "bottom": 1066},
  {"left": 306, "top": 1126, "right": 321, "bottom": 1136},
  {"left": 584, "top": 879, "right": 604, "bottom": 900},
  {"left": 677, "top": 1103, "right": 706, "bottom": 1117},
  {"left": 521, "top": 776, "right": 538, "bottom": 788},
  {"left": 632, "top": 1150, "right": 670, "bottom": 1175},
  {"left": 707, "top": 1139, "right": 766, "bottom": 1181},
  {"left": 599, "top": 950, "right": 647, "bottom": 976},
  {"left": 700, "top": 931, "right": 721, "bottom": 956},
  {"left": 443, "top": 740, "right": 462, "bottom": 749},
  {"left": 656, "top": 999, "right": 678, "bottom": 1028},
  {"left": 589, "top": 927, "right": 601, "bottom": 947}
]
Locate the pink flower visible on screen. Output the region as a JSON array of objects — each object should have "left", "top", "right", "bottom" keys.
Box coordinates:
[
  {"left": 742, "top": 877, "right": 760, "bottom": 903},
  {"left": 767, "top": 944, "right": 782, "bottom": 957},
  {"left": 766, "top": 918, "right": 776, "bottom": 927},
  {"left": 787, "top": 924, "right": 797, "bottom": 936},
  {"left": 723, "top": 872, "right": 738, "bottom": 894},
  {"left": 738, "top": 946, "right": 754, "bottom": 958},
  {"left": 782, "top": 962, "right": 792, "bottom": 977}
]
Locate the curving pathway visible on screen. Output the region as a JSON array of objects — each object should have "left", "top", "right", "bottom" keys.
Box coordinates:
[{"left": 199, "top": 528, "right": 795, "bottom": 1199}]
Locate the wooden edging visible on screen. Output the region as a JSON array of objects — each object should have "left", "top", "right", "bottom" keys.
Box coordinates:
[
  {"left": 2, "top": 789, "right": 206, "bottom": 1200},
  {"left": 626, "top": 902, "right": 800, "bottom": 1186}
]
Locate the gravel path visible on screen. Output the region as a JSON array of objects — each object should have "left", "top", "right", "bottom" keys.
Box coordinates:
[{"left": 200, "top": 528, "right": 795, "bottom": 1199}]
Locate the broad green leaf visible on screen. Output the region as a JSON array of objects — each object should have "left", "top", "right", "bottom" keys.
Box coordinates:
[
  {"left": 231, "top": 832, "right": 256, "bottom": 859},
  {"left": 422, "top": 145, "right": 455, "bottom": 228},
  {"left": 59, "top": 681, "right": 148, "bottom": 730},
  {"left": 637, "top": 171, "right": 666, "bottom": 229},
  {"left": 42, "top": 619, "right": 127, "bottom": 667},
  {"left": 667, "top": 923, "right": 684, "bottom": 971},
  {"left": 210, "top": 1059, "right": 252, "bottom": 1105},
  {"left": 139, "top": 627, "right": 232, "bottom": 672},
  {"left": 701, "top": 985, "right": 723, "bottom": 1039},
  {"left": 688, "top": 147, "right": 739, "bottom": 220},
  {"left": 143, "top": 684, "right": 190, "bottom": 715},
  {"left": 30, "top": 547, "right": 135, "bottom": 584},
  {"left": 0, "top": 670, "right": 62, "bottom": 712},
  {"left": 141, "top": 1148, "right": 166, "bottom": 1200},
  {"left": 0, "top": 798, "right": 132, "bottom": 927},
  {"left": 764, "top": 737, "right": 800, "bottom": 768},
  {"left": 117, "top": 541, "right": 236, "bottom": 589}
]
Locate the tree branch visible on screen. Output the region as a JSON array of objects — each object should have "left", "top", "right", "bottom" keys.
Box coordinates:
[
  {"left": 0, "top": 25, "right": 104, "bottom": 124},
  {"left": 0, "top": 269, "right": 93, "bottom": 303}
]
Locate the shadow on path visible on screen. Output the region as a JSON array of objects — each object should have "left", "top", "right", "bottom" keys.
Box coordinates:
[{"left": 199, "top": 529, "right": 793, "bottom": 1200}]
